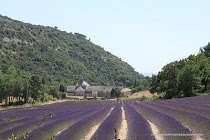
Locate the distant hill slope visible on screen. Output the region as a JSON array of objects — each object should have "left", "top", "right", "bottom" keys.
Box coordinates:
[{"left": 0, "top": 14, "right": 144, "bottom": 87}]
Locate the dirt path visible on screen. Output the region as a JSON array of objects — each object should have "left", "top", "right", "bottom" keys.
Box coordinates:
[
  {"left": 147, "top": 120, "right": 163, "bottom": 140},
  {"left": 55, "top": 128, "right": 68, "bottom": 137},
  {"left": 194, "top": 137, "right": 203, "bottom": 140},
  {"left": 84, "top": 107, "right": 114, "bottom": 140},
  {"left": 117, "top": 106, "right": 128, "bottom": 140},
  {"left": 41, "top": 99, "right": 69, "bottom": 105},
  {"left": 180, "top": 123, "right": 204, "bottom": 140},
  {"left": 148, "top": 121, "right": 203, "bottom": 140}
]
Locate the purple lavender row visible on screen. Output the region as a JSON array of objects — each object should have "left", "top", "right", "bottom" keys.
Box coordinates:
[
  {"left": 171, "top": 100, "right": 210, "bottom": 109},
  {"left": 123, "top": 103, "right": 155, "bottom": 140},
  {"left": 0, "top": 106, "right": 88, "bottom": 134},
  {"left": 0, "top": 100, "right": 101, "bottom": 118},
  {"left": 152, "top": 100, "right": 210, "bottom": 118},
  {"left": 0, "top": 118, "right": 5, "bottom": 125},
  {"left": 1, "top": 106, "right": 98, "bottom": 140},
  {"left": 172, "top": 95, "right": 210, "bottom": 101},
  {"left": 0, "top": 100, "right": 107, "bottom": 125},
  {"left": 1, "top": 110, "right": 79, "bottom": 140},
  {"left": 0, "top": 117, "right": 36, "bottom": 133},
  {"left": 55, "top": 105, "right": 113, "bottom": 140},
  {"left": 168, "top": 95, "right": 210, "bottom": 105},
  {"left": 101, "top": 100, "right": 115, "bottom": 105},
  {"left": 17, "top": 105, "right": 104, "bottom": 140},
  {"left": 124, "top": 99, "right": 137, "bottom": 103},
  {"left": 1, "top": 101, "right": 108, "bottom": 139},
  {"left": 132, "top": 102, "right": 192, "bottom": 140},
  {"left": 17, "top": 106, "right": 104, "bottom": 140},
  {"left": 141, "top": 102, "right": 210, "bottom": 139},
  {"left": 0, "top": 101, "right": 90, "bottom": 118},
  {"left": 153, "top": 97, "right": 210, "bottom": 109},
  {"left": 8, "top": 100, "right": 108, "bottom": 121},
  {"left": 90, "top": 104, "right": 122, "bottom": 140},
  {"left": 0, "top": 118, "right": 43, "bottom": 140},
  {"left": 0, "top": 107, "right": 55, "bottom": 120},
  {"left": 167, "top": 98, "right": 210, "bottom": 108}
]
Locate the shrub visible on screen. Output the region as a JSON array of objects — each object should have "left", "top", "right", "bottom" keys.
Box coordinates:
[
  {"left": 139, "top": 95, "right": 163, "bottom": 101},
  {"left": 139, "top": 95, "right": 148, "bottom": 101},
  {"left": 43, "top": 93, "right": 53, "bottom": 102},
  {"left": 61, "top": 93, "right": 66, "bottom": 99},
  {"left": 131, "top": 88, "right": 137, "bottom": 93}
]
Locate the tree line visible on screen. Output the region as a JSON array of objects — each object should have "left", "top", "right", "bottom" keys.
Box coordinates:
[
  {"left": 0, "top": 66, "right": 66, "bottom": 106},
  {"left": 149, "top": 43, "right": 210, "bottom": 99}
]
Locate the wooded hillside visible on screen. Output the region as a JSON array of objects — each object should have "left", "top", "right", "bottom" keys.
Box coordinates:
[
  {"left": 0, "top": 14, "right": 148, "bottom": 104},
  {"left": 150, "top": 44, "right": 210, "bottom": 98},
  {"left": 0, "top": 14, "right": 144, "bottom": 87}
]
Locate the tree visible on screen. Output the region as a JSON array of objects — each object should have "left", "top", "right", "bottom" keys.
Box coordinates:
[
  {"left": 49, "top": 87, "right": 60, "bottom": 99},
  {"left": 0, "top": 81, "right": 11, "bottom": 106},
  {"left": 59, "top": 84, "right": 65, "bottom": 92},
  {"left": 111, "top": 88, "right": 115, "bottom": 97},
  {"left": 42, "top": 75, "right": 47, "bottom": 84},
  {"left": 11, "top": 78, "right": 23, "bottom": 104},
  {"left": 177, "top": 64, "right": 200, "bottom": 97},
  {"left": 153, "top": 62, "right": 179, "bottom": 98},
  {"left": 30, "top": 76, "right": 43, "bottom": 101},
  {"left": 23, "top": 82, "right": 30, "bottom": 103},
  {"left": 203, "top": 43, "right": 210, "bottom": 57},
  {"left": 199, "top": 57, "right": 210, "bottom": 92},
  {"left": 20, "top": 74, "right": 31, "bottom": 103},
  {"left": 149, "top": 75, "right": 157, "bottom": 93},
  {"left": 111, "top": 88, "right": 121, "bottom": 98},
  {"left": 133, "top": 79, "right": 137, "bottom": 88},
  {"left": 115, "top": 88, "right": 121, "bottom": 98}
]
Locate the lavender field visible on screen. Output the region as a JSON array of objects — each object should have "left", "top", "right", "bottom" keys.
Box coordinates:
[{"left": 0, "top": 95, "right": 210, "bottom": 140}]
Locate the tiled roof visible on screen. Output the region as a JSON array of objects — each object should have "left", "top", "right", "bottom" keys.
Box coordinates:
[{"left": 75, "top": 86, "right": 85, "bottom": 91}]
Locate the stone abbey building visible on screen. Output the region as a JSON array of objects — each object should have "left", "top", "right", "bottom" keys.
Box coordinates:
[{"left": 67, "top": 77, "right": 123, "bottom": 97}]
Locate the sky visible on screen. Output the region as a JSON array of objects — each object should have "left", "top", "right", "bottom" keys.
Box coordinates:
[{"left": 0, "top": 0, "right": 210, "bottom": 74}]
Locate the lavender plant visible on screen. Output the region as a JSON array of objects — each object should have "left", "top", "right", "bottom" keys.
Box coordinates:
[
  {"left": 132, "top": 102, "right": 192, "bottom": 140},
  {"left": 55, "top": 105, "right": 113, "bottom": 140},
  {"left": 141, "top": 101, "right": 210, "bottom": 139},
  {"left": 90, "top": 104, "right": 122, "bottom": 140},
  {"left": 123, "top": 103, "right": 155, "bottom": 140}
]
